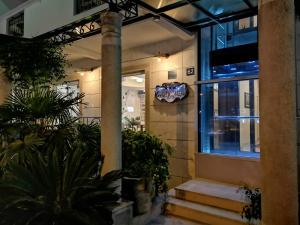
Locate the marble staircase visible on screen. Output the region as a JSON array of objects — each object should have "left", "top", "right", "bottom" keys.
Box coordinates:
[{"left": 166, "top": 179, "right": 249, "bottom": 225}]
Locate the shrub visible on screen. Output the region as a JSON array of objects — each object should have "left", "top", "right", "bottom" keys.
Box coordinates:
[
  {"left": 239, "top": 186, "right": 261, "bottom": 225},
  {"left": 122, "top": 129, "right": 172, "bottom": 194}
]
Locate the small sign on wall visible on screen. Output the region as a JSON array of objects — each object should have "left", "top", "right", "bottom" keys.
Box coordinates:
[
  {"left": 155, "top": 82, "right": 189, "bottom": 103},
  {"left": 168, "top": 70, "right": 177, "bottom": 80},
  {"left": 186, "top": 67, "right": 195, "bottom": 76}
]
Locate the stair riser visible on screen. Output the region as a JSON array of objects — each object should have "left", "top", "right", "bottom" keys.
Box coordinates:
[
  {"left": 166, "top": 203, "right": 246, "bottom": 225},
  {"left": 175, "top": 189, "right": 245, "bottom": 213}
]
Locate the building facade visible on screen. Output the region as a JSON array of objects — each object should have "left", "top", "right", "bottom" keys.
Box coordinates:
[{"left": 0, "top": 0, "right": 299, "bottom": 223}]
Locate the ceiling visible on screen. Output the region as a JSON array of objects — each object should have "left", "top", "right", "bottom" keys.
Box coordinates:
[
  {"left": 65, "top": 0, "right": 258, "bottom": 69},
  {"left": 0, "top": 0, "right": 27, "bottom": 16},
  {"left": 65, "top": 18, "right": 181, "bottom": 63}
]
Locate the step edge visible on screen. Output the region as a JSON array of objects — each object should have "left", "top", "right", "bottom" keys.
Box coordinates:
[
  {"left": 166, "top": 202, "right": 247, "bottom": 225},
  {"left": 166, "top": 197, "right": 246, "bottom": 223},
  {"left": 174, "top": 186, "right": 247, "bottom": 204}
]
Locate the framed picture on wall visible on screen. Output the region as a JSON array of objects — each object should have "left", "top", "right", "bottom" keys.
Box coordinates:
[{"left": 244, "top": 92, "right": 250, "bottom": 108}]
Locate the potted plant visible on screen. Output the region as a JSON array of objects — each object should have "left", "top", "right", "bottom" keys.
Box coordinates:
[
  {"left": 121, "top": 129, "right": 172, "bottom": 215},
  {"left": 238, "top": 186, "right": 261, "bottom": 225}
]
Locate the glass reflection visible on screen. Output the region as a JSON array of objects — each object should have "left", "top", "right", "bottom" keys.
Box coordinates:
[{"left": 201, "top": 79, "right": 260, "bottom": 157}]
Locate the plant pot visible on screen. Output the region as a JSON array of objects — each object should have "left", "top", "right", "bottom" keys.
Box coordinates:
[{"left": 122, "top": 177, "right": 152, "bottom": 216}]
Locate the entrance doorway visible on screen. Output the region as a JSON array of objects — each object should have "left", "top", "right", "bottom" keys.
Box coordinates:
[{"left": 122, "top": 73, "right": 146, "bottom": 131}]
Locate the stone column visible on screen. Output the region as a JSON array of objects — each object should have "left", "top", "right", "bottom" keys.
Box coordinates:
[
  {"left": 101, "top": 11, "right": 122, "bottom": 173},
  {"left": 259, "top": 0, "right": 298, "bottom": 224}
]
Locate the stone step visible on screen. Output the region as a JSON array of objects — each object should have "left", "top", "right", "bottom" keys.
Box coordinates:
[
  {"left": 174, "top": 179, "right": 246, "bottom": 213},
  {"left": 166, "top": 196, "right": 247, "bottom": 225}
]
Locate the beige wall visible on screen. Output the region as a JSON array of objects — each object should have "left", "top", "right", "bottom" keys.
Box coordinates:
[
  {"left": 63, "top": 68, "right": 101, "bottom": 119},
  {"left": 122, "top": 37, "right": 198, "bottom": 188},
  {"left": 0, "top": 71, "right": 10, "bottom": 104},
  {"left": 65, "top": 37, "right": 198, "bottom": 188},
  {"left": 147, "top": 45, "right": 197, "bottom": 188},
  {"left": 196, "top": 153, "right": 261, "bottom": 187}
]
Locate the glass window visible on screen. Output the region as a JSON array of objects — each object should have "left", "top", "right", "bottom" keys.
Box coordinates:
[
  {"left": 199, "top": 17, "right": 259, "bottom": 158},
  {"left": 196, "top": 0, "right": 248, "bottom": 16},
  {"left": 165, "top": 5, "right": 206, "bottom": 23},
  {"left": 7, "top": 12, "right": 24, "bottom": 37},
  {"left": 200, "top": 79, "right": 260, "bottom": 157},
  {"left": 55, "top": 80, "right": 80, "bottom": 118},
  {"left": 75, "top": 0, "right": 104, "bottom": 14},
  {"left": 212, "top": 16, "right": 258, "bottom": 50}
]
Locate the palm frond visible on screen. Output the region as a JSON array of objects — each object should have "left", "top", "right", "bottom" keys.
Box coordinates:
[{"left": 0, "top": 147, "right": 119, "bottom": 225}]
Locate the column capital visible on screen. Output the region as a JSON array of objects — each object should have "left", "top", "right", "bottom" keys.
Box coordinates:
[{"left": 101, "top": 11, "right": 122, "bottom": 35}]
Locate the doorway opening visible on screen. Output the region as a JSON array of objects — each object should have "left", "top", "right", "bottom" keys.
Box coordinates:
[{"left": 122, "top": 73, "right": 146, "bottom": 131}]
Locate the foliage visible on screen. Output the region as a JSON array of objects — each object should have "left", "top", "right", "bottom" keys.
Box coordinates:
[
  {"left": 0, "top": 87, "right": 119, "bottom": 225},
  {"left": 122, "top": 129, "right": 173, "bottom": 194},
  {"left": 238, "top": 186, "right": 261, "bottom": 225},
  {"left": 0, "top": 148, "right": 120, "bottom": 225},
  {"left": 0, "top": 38, "right": 66, "bottom": 87},
  {"left": 76, "top": 122, "right": 101, "bottom": 160},
  {"left": 123, "top": 117, "right": 140, "bottom": 131},
  {"left": 0, "top": 87, "right": 84, "bottom": 166}
]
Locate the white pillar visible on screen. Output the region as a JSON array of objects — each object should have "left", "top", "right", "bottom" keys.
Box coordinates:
[
  {"left": 100, "top": 11, "right": 122, "bottom": 173},
  {"left": 259, "top": 0, "right": 298, "bottom": 224}
]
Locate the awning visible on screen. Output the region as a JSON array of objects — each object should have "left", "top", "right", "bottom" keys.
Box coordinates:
[{"left": 38, "top": 0, "right": 258, "bottom": 43}]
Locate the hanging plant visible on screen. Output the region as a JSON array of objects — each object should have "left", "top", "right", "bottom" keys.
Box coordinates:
[{"left": 0, "top": 38, "right": 67, "bottom": 87}]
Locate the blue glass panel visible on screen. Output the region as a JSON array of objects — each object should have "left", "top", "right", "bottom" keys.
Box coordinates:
[
  {"left": 197, "top": 0, "right": 248, "bottom": 16},
  {"left": 165, "top": 4, "right": 206, "bottom": 23},
  {"left": 200, "top": 27, "right": 212, "bottom": 81},
  {"left": 200, "top": 79, "right": 260, "bottom": 158},
  {"left": 199, "top": 15, "right": 259, "bottom": 158},
  {"left": 212, "top": 16, "right": 258, "bottom": 50},
  {"left": 212, "top": 61, "right": 259, "bottom": 79}
]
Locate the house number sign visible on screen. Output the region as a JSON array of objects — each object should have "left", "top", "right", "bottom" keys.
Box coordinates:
[{"left": 155, "top": 82, "right": 189, "bottom": 103}]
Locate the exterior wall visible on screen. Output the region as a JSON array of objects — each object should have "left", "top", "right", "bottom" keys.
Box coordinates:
[
  {"left": 146, "top": 39, "right": 197, "bottom": 188},
  {"left": 64, "top": 37, "right": 198, "bottom": 188},
  {"left": 63, "top": 68, "right": 101, "bottom": 119},
  {"left": 0, "top": 71, "right": 10, "bottom": 104},
  {"left": 296, "top": 18, "right": 300, "bottom": 203},
  {"left": 0, "top": 0, "right": 106, "bottom": 37},
  {"left": 196, "top": 154, "right": 261, "bottom": 187},
  {"left": 122, "top": 37, "right": 198, "bottom": 188}
]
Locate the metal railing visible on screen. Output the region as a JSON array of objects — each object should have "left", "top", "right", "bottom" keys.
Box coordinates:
[
  {"left": 7, "top": 12, "right": 24, "bottom": 37},
  {"left": 78, "top": 117, "right": 101, "bottom": 124},
  {"left": 75, "top": 0, "right": 104, "bottom": 14}
]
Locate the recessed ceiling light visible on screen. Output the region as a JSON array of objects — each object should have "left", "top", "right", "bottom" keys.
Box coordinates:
[{"left": 153, "top": 15, "right": 160, "bottom": 22}]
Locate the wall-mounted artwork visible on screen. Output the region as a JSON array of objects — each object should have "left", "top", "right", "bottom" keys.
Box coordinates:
[{"left": 155, "top": 82, "right": 189, "bottom": 103}]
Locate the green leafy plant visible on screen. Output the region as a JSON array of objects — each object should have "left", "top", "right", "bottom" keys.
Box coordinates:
[
  {"left": 0, "top": 148, "right": 120, "bottom": 225},
  {"left": 122, "top": 129, "right": 173, "bottom": 194},
  {"left": 238, "top": 186, "right": 261, "bottom": 225},
  {"left": 0, "top": 86, "right": 119, "bottom": 225},
  {"left": 123, "top": 117, "right": 140, "bottom": 131},
  {"left": 0, "top": 87, "right": 84, "bottom": 166},
  {"left": 0, "top": 38, "right": 66, "bottom": 87}
]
